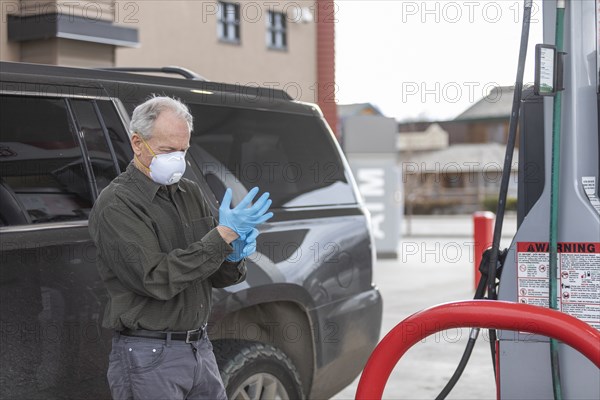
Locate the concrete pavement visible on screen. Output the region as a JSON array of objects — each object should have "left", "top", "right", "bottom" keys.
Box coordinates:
[{"left": 332, "top": 214, "right": 517, "bottom": 399}]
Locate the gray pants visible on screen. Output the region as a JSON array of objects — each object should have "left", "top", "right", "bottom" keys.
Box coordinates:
[{"left": 107, "top": 333, "right": 227, "bottom": 400}]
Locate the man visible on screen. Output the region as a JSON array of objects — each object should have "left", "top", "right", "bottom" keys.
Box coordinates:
[{"left": 89, "top": 96, "right": 272, "bottom": 399}]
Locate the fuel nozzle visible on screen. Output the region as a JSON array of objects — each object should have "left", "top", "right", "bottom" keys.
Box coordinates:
[{"left": 476, "top": 247, "right": 508, "bottom": 300}]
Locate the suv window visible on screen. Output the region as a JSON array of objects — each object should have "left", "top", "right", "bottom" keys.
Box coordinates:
[
  {"left": 70, "top": 99, "right": 131, "bottom": 193},
  {"left": 96, "top": 100, "right": 132, "bottom": 173},
  {"left": 0, "top": 96, "right": 125, "bottom": 225},
  {"left": 187, "top": 105, "right": 356, "bottom": 208},
  {"left": 0, "top": 96, "right": 94, "bottom": 225},
  {"left": 71, "top": 99, "right": 118, "bottom": 194}
]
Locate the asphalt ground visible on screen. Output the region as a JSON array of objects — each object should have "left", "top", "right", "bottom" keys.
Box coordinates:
[{"left": 332, "top": 214, "right": 517, "bottom": 399}]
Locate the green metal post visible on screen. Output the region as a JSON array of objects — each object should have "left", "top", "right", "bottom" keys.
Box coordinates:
[{"left": 549, "top": 1, "right": 566, "bottom": 399}]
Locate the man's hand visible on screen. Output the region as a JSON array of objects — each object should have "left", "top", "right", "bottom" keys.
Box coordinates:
[
  {"left": 218, "top": 187, "right": 273, "bottom": 239},
  {"left": 216, "top": 225, "right": 239, "bottom": 244},
  {"left": 226, "top": 228, "right": 259, "bottom": 262}
]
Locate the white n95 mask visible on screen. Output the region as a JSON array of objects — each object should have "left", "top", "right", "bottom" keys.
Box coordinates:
[
  {"left": 138, "top": 135, "right": 187, "bottom": 185},
  {"left": 148, "top": 151, "right": 187, "bottom": 185}
]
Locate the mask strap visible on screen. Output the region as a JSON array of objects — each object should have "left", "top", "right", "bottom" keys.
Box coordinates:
[
  {"left": 139, "top": 135, "right": 157, "bottom": 157},
  {"left": 135, "top": 133, "right": 155, "bottom": 173}
]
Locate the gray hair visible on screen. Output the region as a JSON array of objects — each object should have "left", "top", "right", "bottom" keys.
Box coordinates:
[{"left": 129, "top": 96, "right": 193, "bottom": 139}]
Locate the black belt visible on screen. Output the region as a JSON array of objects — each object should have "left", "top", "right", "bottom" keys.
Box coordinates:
[{"left": 120, "top": 327, "right": 205, "bottom": 343}]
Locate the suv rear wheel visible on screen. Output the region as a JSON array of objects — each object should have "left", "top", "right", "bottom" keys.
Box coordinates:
[{"left": 213, "top": 340, "right": 304, "bottom": 400}]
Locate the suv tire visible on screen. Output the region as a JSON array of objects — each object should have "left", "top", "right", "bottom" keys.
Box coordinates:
[{"left": 213, "top": 340, "right": 304, "bottom": 400}]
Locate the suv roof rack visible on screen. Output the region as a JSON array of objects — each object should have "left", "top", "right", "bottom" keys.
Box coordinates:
[{"left": 97, "top": 66, "right": 207, "bottom": 81}]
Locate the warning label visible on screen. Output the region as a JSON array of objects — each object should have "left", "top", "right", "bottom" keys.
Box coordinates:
[
  {"left": 582, "top": 176, "right": 600, "bottom": 215},
  {"left": 517, "top": 242, "right": 600, "bottom": 330}
]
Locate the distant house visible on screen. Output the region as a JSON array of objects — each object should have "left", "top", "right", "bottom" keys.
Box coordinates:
[
  {"left": 338, "top": 89, "right": 519, "bottom": 214},
  {"left": 398, "top": 86, "right": 519, "bottom": 214},
  {"left": 397, "top": 123, "right": 449, "bottom": 153},
  {"left": 398, "top": 86, "right": 517, "bottom": 146},
  {"left": 403, "top": 143, "right": 518, "bottom": 214},
  {"left": 452, "top": 86, "right": 516, "bottom": 144}
]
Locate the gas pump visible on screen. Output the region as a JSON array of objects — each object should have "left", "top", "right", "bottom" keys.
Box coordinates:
[
  {"left": 355, "top": 0, "right": 599, "bottom": 398},
  {"left": 497, "top": 0, "right": 600, "bottom": 398}
]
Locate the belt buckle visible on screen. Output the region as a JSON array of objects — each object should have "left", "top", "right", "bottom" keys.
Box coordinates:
[{"left": 185, "top": 329, "right": 199, "bottom": 344}]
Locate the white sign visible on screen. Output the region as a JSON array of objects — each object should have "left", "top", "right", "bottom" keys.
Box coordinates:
[
  {"left": 517, "top": 242, "right": 600, "bottom": 330},
  {"left": 357, "top": 168, "right": 385, "bottom": 240}
]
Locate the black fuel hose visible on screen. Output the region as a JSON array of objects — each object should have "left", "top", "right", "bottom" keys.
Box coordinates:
[
  {"left": 485, "top": 0, "right": 532, "bottom": 373},
  {"left": 434, "top": 277, "right": 486, "bottom": 400},
  {"left": 435, "top": 1, "right": 533, "bottom": 397},
  {"left": 435, "top": 250, "right": 503, "bottom": 400}
]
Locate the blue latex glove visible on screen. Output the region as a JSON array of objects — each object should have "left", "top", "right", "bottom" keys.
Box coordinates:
[
  {"left": 226, "top": 228, "right": 259, "bottom": 262},
  {"left": 219, "top": 187, "right": 273, "bottom": 239}
]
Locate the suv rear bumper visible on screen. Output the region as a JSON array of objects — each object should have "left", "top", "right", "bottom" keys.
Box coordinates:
[{"left": 308, "top": 287, "right": 383, "bottom": 399}]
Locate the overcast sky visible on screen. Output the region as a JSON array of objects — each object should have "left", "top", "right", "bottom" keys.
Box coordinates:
[{"left": 335, "top": 0, "right": 544, "bottom": 121}]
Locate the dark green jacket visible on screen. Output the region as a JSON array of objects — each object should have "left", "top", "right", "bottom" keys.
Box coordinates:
[{"left": 89, "top": 163, "right": 245, "bottom": 331}]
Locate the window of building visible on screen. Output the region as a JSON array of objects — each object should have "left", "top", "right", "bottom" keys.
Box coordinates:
[
  {"left": 217, "top": 2, "right": 240, "bottom": 43},
  {"left": 442, "top": 172, "right": 464, "bottom": 189},
  {"left": 266, "top": 11, "right": 287, "bottom": 50}
]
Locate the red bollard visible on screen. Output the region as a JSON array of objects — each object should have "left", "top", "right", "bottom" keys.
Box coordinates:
[{"left": 473, "top": 211, "right": 494, "bottom": 290}]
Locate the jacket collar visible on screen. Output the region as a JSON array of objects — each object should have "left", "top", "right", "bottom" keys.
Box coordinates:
[{"left": 126, "top": 162, "right": 186, "bottom": 200}]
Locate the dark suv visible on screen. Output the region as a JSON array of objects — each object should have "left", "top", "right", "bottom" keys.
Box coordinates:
[{"left": 0, "top": 62, "right": 382, "bottom": 399}]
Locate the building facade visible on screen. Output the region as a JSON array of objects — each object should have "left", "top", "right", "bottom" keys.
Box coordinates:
[{"left": 1, "top": 0, "right": 337, "bottom": 133}]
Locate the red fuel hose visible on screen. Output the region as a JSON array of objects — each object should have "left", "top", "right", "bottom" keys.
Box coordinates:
[{"left": 355, "top": 300, "right": 600, "bottom": 400}]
